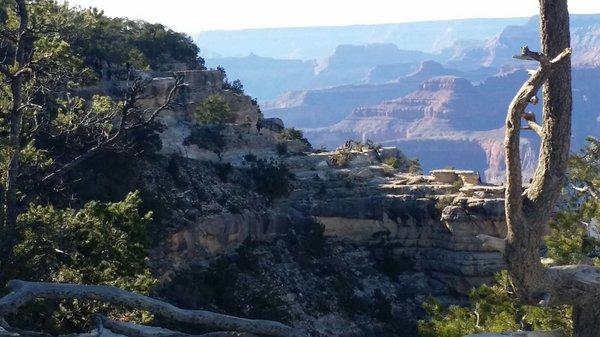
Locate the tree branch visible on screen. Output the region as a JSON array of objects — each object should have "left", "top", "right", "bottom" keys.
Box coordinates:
[
  {"left": 521, "top": 111, "right": 544, "bottom": 137},
  {"left": 96, "top": 316, "right": 258, "bottom": 337},
  {"left": 0, "top": 281, "right": 303, "bottom": 337},
  {"left": 41, "top": 75, "right": 184, "bottom": 184}
]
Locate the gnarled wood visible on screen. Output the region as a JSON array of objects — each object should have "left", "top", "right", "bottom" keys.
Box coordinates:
[
  {"left": 480, "top": 1, "right": 600, "bottom": 336},
  {"left": 0, "top": 281, "right": 304, "bottom": 337},
  {"left": 96, "top": 316, "right": 258, "bottom": 337}
]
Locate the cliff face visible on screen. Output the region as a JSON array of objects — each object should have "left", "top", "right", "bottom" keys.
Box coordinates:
[
  {"left": 263, "top": 62, "right": 469, "bottom": 129},
  {"left": 301, "top": 75, "right": 534, "bottom": 182},
  {"left": 86, "top": 70, "right": 513, "bottom": 337}
]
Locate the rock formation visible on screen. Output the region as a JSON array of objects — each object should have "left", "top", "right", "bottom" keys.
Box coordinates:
[{"left": 72, "top": 69, "right": 512, "bottom": 336}]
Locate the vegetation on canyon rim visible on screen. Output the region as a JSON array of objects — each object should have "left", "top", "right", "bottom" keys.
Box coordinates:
[
  {"left": 0, "top": 0, "right": 197, "bottom": 332},
  {"left": 0, "top": 0, "right": 598, "bottom": 336},
  {"left": 419, "top": 138, "right": 600, "bottom": 337}
]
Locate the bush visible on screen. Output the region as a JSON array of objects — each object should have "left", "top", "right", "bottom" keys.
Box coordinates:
[
  {"left": 10, "top": 192, "right": 156, "bottom": 333},
  {"left": 279, "top": 127, "right": 311, "bottom": 147},
  {"left": 417, "top": 271, "right": 572, "bottom": 337},
  {"left": 223, "top": 79, "right": 244, "bottom": 94},
  {"left": 183, "top": 125, "right": 225, "bottom": 154},
  {"left": 408, "top": 158, "right": 422, "bottom": 175},
  {"left": 249, "top": 159, "right": 291, "bottom": 201},
  {"left": 276, "top": 142, "right": 288, "bottom": 156},
  {"left": 329, "top": 148, "right": 354, "bottom": 168},
  {"left": 195, "top": 95, "right": 233, "bottom": 125},
  {"left": 384, "top": 157, "right": 401, "bottom": 169},
  {"left": 298, "top": 219, "right": 326, "bottom": 258}
]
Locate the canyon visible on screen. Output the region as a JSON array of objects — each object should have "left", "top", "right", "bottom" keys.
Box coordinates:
[
  {"left": 202, "top": 14, "right": 600, "bottom": 183},
  {"left": 86, "top": 69, "right": 511, "bottom": 337}
]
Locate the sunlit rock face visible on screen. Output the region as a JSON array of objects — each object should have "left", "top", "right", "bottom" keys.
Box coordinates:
[{"left": 82, "top": 69, "right": 509, "bottom": 337}]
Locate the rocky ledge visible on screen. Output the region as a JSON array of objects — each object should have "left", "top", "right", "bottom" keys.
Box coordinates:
[{"left": 118, "top": 70, "right": 510, "bottom": 337}]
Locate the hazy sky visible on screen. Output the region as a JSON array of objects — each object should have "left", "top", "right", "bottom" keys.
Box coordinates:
[{"left": 65, "top": 0, "right": 600, "bottom": 33}]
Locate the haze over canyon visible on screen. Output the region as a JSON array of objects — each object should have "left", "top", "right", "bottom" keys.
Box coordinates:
[{"left": 199, "top": 15, "right": 600, "bottom": 182}]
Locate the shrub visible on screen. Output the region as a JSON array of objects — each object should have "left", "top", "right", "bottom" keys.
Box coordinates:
[
  {"left": 408, "top": 158, "right": 422, "bottom": 175},
  {"left": 417, "top": 271, "right": 572, "bottom": 337},
  {"left": 299, "top": 219, "right": 326, "bottom": 258},
  {"left": 249, "top": 159, "right": 291, "bottom": 201},
  {"left": 10, "top": 192, "right": 156, "bottom": 333},
  {"left": 384, "top": 157, "right": 401, "bottom": 169},
  {"left": 183, "top": 125, "right": 225, "bottom": 154},
  {"left": 223, "top": 79, "right": 244, "bottom": 94},
  {"left": 276, "top": 142, "right": 288, "bottom": 156},
  {"left": 279, "top": 127, "right": 311, "bottom": 147},
  {"left": 451, "top": 179, "right": 464, "bottom": 193},
  {"left": 329, "top": 148, "right": 353, "bottom": 168},
  {"left": 195, "top": 94, "right": 233, "bottom": 125}
]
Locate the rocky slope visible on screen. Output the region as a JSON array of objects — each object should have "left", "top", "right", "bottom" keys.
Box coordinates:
[{"left": 75, "top": 69, "right": 515, "bottom": 337}]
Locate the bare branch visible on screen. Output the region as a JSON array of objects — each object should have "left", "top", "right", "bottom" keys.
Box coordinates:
[
  {"left": 570, "top": 183, "right": 600, "bottom": 200},
  {"left": 521, "top": 111, "right": 544, "bottom": 137},
  {"left": 514, "top": 45, "right": 548, "bottom": 64},
  {"left": 41, "top": 75, "right": 184, "bottom": 183},
  {"left": 124, "top": 74, "right": 186, "bottom": 131},
  {"left": 0, "top": 281, "right": 304, "bottom": 337},
  {"left": 96, "top": 316, "right": 258, "bottom": 337}
]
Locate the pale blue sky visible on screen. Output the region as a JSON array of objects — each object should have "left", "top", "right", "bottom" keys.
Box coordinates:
[{"left": 65, "top": 0, "right": 600, "bottom": 33}]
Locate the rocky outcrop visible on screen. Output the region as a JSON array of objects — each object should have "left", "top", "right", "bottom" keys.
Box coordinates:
[{"left": 87, "top": 69, "right": 511, "bottom": 337}]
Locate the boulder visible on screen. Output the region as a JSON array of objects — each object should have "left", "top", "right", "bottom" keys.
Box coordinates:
[
  {"left": 352, "top": 168, "right": 375, "bottom": 179},
  {"left": 263, "top": 118, "right": 285, "bottom": 132},
  {"left": 457, "top": 170, "right": 480, "bottom": 185},
  {"left": 431, "top": 169, "right": 460, "bottom": 184}
]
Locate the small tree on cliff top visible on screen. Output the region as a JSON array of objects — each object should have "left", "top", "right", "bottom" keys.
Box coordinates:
[{"left": 195, "top": 94, "right": 233, "bottom": 125}]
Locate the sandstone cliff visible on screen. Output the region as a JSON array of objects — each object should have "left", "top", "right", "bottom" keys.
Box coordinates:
[{"left": 69, "top": 70, "right": 514, "bottom": 337}]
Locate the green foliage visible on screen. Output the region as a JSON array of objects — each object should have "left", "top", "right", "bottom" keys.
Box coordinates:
[
  {"left": 418, "top": 271, "right": 572, "bottom": 337},
  {"left": 184, "top": 125, "right": 226, "bottom": 154},
  {"left": 451, "top": 179, "right": 464, "bottom": 193},
  {"left": 383, "top": 157, "right": 401, "bottom": 169},
  {"left": 8, "top": 191, "right": 156, "bottom": 333},
  {"left": 329, "top": 148, "right": 354, "bottom": 168},
  {"left": 223, "top": 79, "right": 244, "bottom": 94},
  {"left": 408, "top": 159, "right": 423, "bottom": 175},
  {"left": 249, "top": 159, "right": 291, "bottom": 202},
  {"left": 60, "top": 4, "right": 203, "bottom": 75},
  {"left": 3, "top": 1, "right": 203, "bottom": 81},
  {"left": 279, "top": 127, "right": 304, "bottom": 141},
  {"left": 194, "top": 95, "right": 233, "bottom": 125},
  {"left": 419, "top": 138, "right": 600, "bottom": 337},
  {"left": 279, "top": 127, "right": 311, "bottom": 147}
]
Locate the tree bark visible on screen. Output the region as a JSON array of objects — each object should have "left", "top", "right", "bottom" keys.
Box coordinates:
[
  {"left": 572, "top": 303, "right": 600, "bottom": 337},
  {"left": 0, "top": 281, "right": 304, "bottom": 337},
  {"left": 1, "top": 0, "right": 31, "bottom": 277},
  {"left": 477, "top": 1, "right": 600, "bottom": 335}
]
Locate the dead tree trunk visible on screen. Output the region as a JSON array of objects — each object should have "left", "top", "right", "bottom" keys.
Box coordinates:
[
  {"left": 0, "top": 280, "right": 304, "bottom": 337},
  {"left": 477, "top": 1, "right": 600, "bottom": 336}
]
